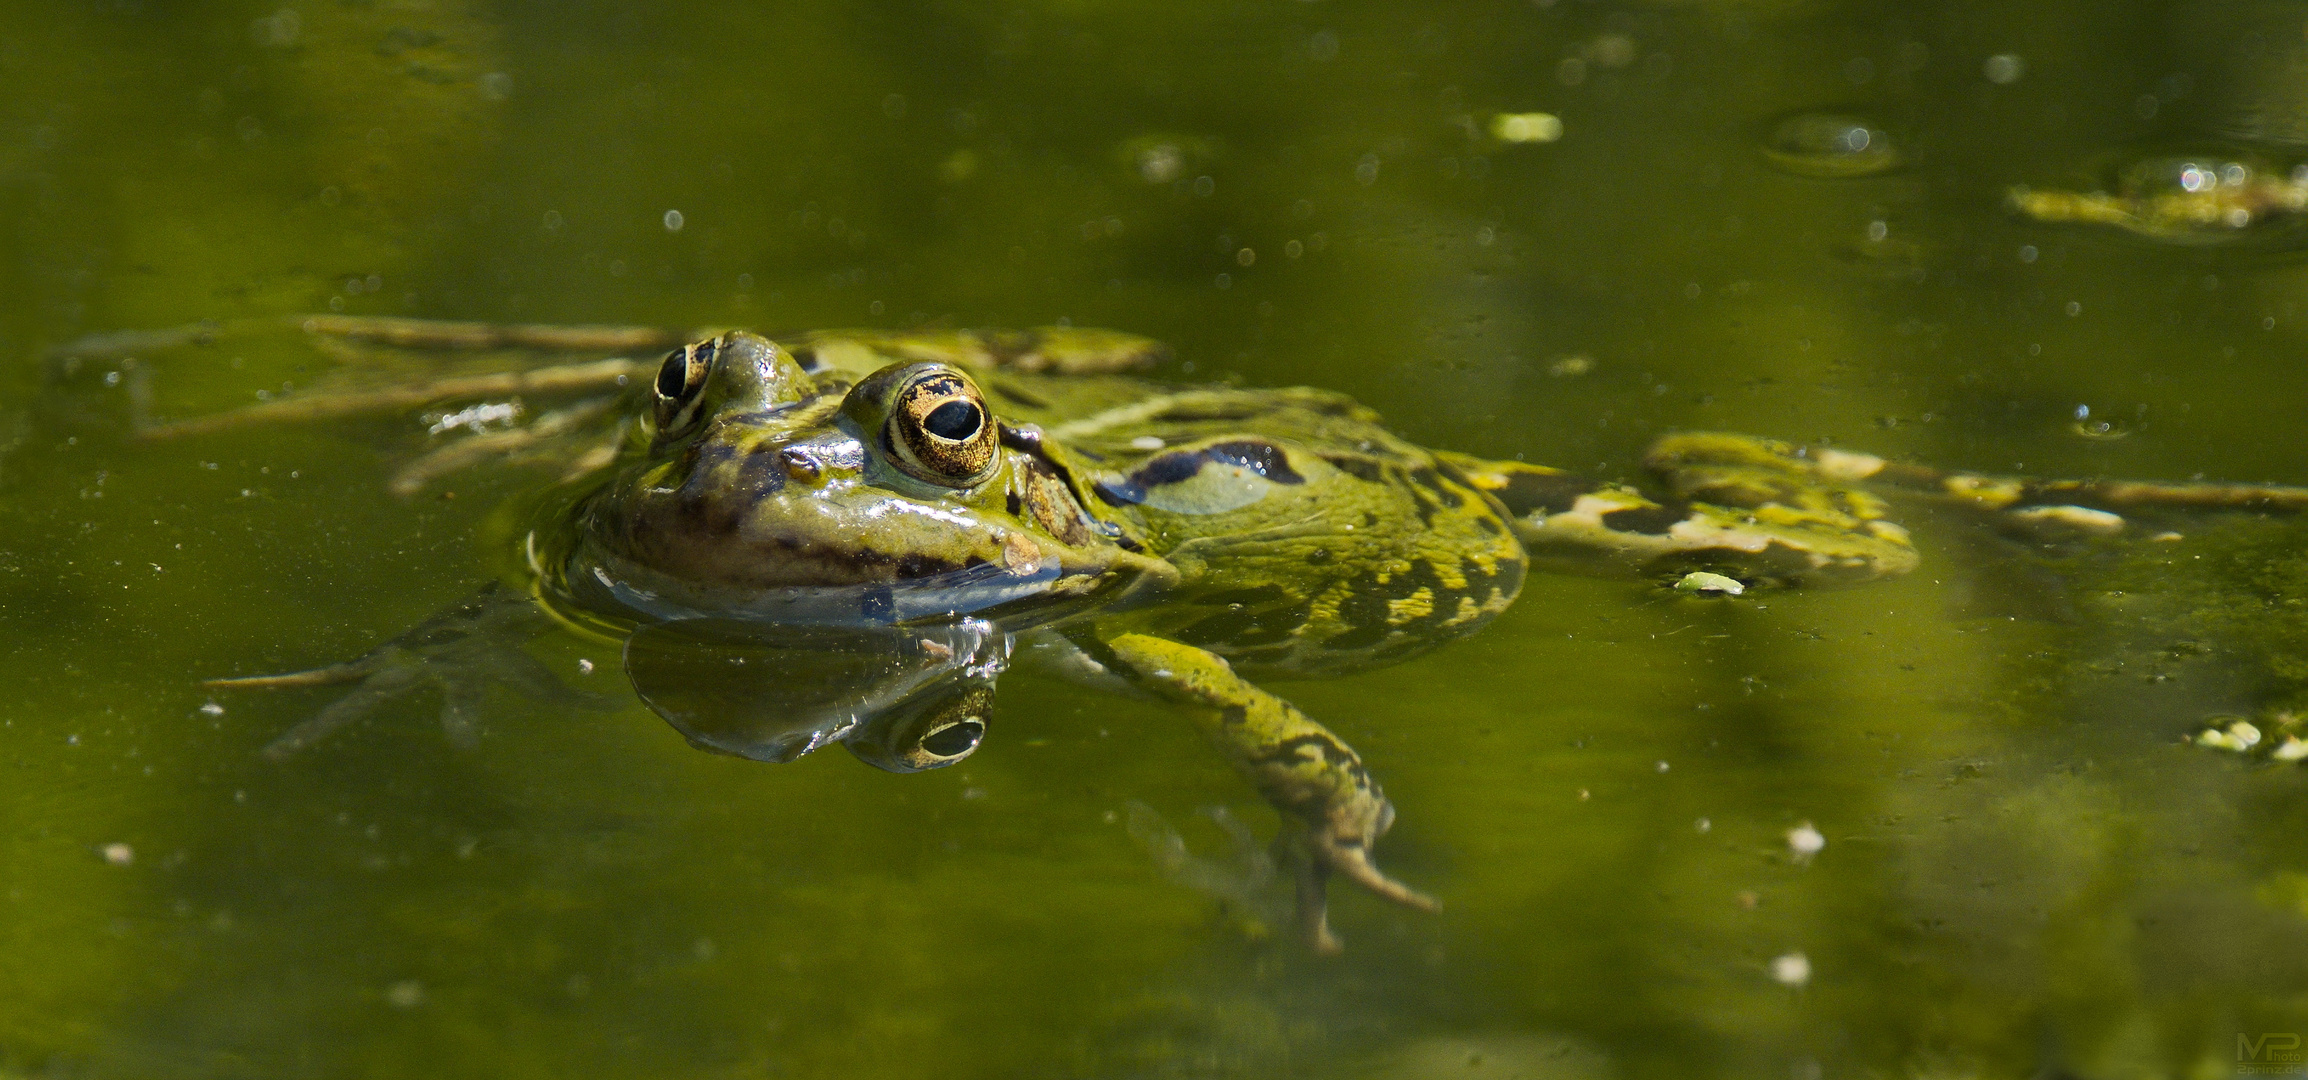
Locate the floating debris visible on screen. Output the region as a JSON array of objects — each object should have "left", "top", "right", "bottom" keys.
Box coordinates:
[
  {"left": 2196, "top": 717, "right": 2263, "bottom": 752},
  {"left": 1787, "top": 822, "right": 1825, "bottom": 863},
  {"left": 1675, "top": 571, "right": 1746, "bottom": 596},
  {"left": 1490, "top": 112, "right": 1563, "bottom": 144},
  {"left": 2009, "top": 154, "right": 2308, "bottom": 243},
  {"left": 1761, "top": 113, "right": 1901, "bottom": 177},
  {"left": 1770, "top": 951, "right": 1812, "bottom": 987}
]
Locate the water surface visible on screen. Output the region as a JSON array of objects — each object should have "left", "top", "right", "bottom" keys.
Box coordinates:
[{"left": 7, "top": 2, "right": 2308, "bottom": 1077}]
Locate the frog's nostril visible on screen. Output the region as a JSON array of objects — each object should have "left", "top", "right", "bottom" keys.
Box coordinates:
[
  {"left": 924, "top": 400, "right": 981, "bottom": 441},
  {"left": 920, "top": 720, "right": 984, "bottom": 758}
]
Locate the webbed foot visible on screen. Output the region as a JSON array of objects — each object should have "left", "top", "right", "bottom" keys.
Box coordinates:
[
  {"left": 1096, "top": 631, "right": 1437, "bottom": 952},
  {"left": 1288, "top": 796, "right": 1440, "bottom": 955},
  {"left": 208, "top": 586, "right": 616, "bottom": 759}
]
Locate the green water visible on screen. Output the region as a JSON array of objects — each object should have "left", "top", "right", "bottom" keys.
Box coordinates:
[{"left": 10, "top": 1, "right": 2308, "bottom": 1076}]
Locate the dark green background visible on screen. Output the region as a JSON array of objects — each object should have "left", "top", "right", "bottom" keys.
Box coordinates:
[{"left": 8, "top": 1, "right": 2308, "bottom": 1076}]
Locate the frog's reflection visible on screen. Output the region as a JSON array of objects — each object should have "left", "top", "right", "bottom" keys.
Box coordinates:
[{"left": 622, "top": 618, "right": 1009, "bottom": 771}]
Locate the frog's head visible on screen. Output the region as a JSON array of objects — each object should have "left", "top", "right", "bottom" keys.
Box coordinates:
[{"left": 556, "top": 331, "right": 1168, "bottom": 629}]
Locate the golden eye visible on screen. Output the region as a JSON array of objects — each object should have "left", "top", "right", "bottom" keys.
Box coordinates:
[
  {"left": 652, "top": 338, "right": 716, "bottom": 434},
  {"left": 887, "top": 368, "right": 998, "bottom": 486}
]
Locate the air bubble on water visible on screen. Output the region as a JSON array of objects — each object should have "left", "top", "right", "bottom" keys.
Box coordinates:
[
  {"left": 1983, "top": 54, "right": 2025, "bottom": 84},
  {"left": 2069, "top": 403, "right": 2132, "bottom": 440},
  {"left": 663, "top": 210, "right": 684, "bottom": 232},
  {"left": 1761, "top": 113, "right": 1900, "bottom": 177}
]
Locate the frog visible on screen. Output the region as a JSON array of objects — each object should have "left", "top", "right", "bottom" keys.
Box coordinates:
[{"left": 65, "top": 316, "right": 2308, "bottom": 952}]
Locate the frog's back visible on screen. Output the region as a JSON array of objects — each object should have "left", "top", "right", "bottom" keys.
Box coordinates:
[{"left": 989, "top": 367, "right": 1529, "bottom": 678}]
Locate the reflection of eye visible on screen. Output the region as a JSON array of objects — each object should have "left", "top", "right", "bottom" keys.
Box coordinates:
[
  {"left": 653, "top": 339, "right": 717, "bottom": 435},
  {"left": 889, "top": 368, "right": 998, "bottom": 487},
  {"left": 918, "top": 719, "right": 985, "bottom": 758},
  {"left": 845, "top": 685, "right": 996, "bottom": 773}
]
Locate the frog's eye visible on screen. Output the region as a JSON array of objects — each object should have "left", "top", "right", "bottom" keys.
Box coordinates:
[
  {"left": 843, "top": 685, "right": 994, "bottom": 773},
  {"left": 652, "top": 338, "right": 717, "bottom": 435},
  {"left": 884, "top": 366, "right": 998, "bottom": 487}
]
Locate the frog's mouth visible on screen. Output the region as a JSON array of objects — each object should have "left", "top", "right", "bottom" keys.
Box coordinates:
[{"left": 550, "top": 532, "right": 1176, "bottom": 632}]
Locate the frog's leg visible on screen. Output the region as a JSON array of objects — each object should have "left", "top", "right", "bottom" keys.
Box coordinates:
[
  {"left": 385, "top": 398, "right": 626, "bottom": 496},
  {"left": 1440, "top": 446, "right": 1919, "bottom": 582},
  {"left": 787, "top": 327, "right": 1168, "bottom": 380},
  {"left": 1646, "top": 432, "right": 2308, "bottom": 533},
  {"left": 206, "top": 584, "right": 617, "bottom": 759},
  {"left": 46, "top": 315, "right": 691, "bottom": 439},
  {"left": 137, "top": 356, "right": 649, "bottom": 440},
  {"left": 1088, "top": 631, "right": 1435, "bottom": 954},
  {"left": 49, "top": 314, "right": 689, "bottom": 365}
]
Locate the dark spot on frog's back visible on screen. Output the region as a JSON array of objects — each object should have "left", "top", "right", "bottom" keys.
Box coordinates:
[
  {"left": 1320, "top": 453, "right": 1386, "bottom": 483},
  {"left": 1491, "top": 470, "right": 1594, "bottom": 517},
  {"left": 1103, "top": 440, "right": 1306, "bottom": 506},
  {"left": 1408, "top": 467, "right": 1462, "bottom": 508},
  {"left": 1601, "top": 503, "right": 1690, "bottom": 535},
  {"left": 1206, "top": 441, "right": 1303, "bottom": 483}
]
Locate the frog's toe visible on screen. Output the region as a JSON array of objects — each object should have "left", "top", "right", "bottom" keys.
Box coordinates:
[
  {"left": 258, "top": 659, "right": 425, "bottom": 760},
  {"left": 1287, "top": 823, "right": 1439, "bottom": 954},
  {"left": 1310, "top": 830, "right": 1440, "bottom": 913}
]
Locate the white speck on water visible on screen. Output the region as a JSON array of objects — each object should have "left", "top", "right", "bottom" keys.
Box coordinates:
[
  {"left": 1771, "top": 951, "right": 1812, "bottom": 986},
  {"left": 1489, "top": 112, "right": 1563, "bottom": 143},
  {"left": 102, "top": 843, "right": 134, "bottom": 866},
  {"left": 386, "top": 981, "right": 425, "bottom": 1008},
  {"left": 577, "top": 658, "right": 595, "bottom": 674},
  {"left": 1129, "top": 435, "right": 1166, "bottom": 450},
  {"left": 1655, "top": 760, "right": 1671, "bottom": 773},
  {"left": 1787, "top": 822, "right": 1826, "bottom": 862},
  {"left": 1983, "top": 53, "right": 2025, "bottom": 84},
  {"left": 663, "top": 209, "right": 685, "bottom": 232},
  {"left": 199, "top": 702, "right": 225, "bottom": 716},
  {"left": 1695, "top": 817, "right": 1712, "bottom": 833}
]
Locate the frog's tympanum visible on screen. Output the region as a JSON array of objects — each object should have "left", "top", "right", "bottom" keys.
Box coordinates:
[{"left": 90, "top": 318, "right": 2308, "bottom": 952}]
